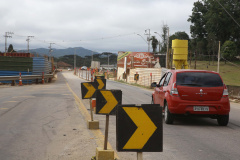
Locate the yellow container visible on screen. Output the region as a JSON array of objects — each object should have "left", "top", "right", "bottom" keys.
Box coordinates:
[
  {"left": 172, "top": 39, "right": 188, "bottom": 69},
  {"left": 172, "top": 40, "right": 188, "bottom": 48}
]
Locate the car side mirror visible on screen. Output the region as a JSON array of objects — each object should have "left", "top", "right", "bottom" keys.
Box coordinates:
[{"left": 151, "top": 82, "right": 159, "bottom": 87}]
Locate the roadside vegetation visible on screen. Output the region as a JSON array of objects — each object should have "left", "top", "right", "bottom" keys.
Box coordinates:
[{"left": 189, "top": 60, "right": 240, "bottom": 86}]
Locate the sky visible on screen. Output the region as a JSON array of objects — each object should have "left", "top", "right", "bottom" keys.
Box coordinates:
[{"left": 0, "top": 0, "right": 197, "bottom": 54}]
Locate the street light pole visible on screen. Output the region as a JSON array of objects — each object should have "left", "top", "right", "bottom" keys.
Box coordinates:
[
  {"left": 137, "top": 34, "right": 148, "bottom": 44},
  {"left": 145, "top": 29, "right": 151, "bottom": 52},
  {"left": 137, "top": 34, "right": 148, "bottom": 52}
]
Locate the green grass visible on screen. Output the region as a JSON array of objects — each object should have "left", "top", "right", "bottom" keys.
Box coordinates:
[{"left": 189, "top": 61, "right": 240, "bottom": 86}]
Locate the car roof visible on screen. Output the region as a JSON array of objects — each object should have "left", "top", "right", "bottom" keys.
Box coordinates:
[{"left": 169, "top": 69, "right": 219, "bottom": 74}]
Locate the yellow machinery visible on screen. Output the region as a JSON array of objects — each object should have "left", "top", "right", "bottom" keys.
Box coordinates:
[{"left": 172, "top": 39, "right": 189, "bottom": 69}]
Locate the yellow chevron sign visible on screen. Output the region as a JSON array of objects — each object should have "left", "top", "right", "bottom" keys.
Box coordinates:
[
  {"left": 123, "top": 107, "right": 157, "bottom": 149},
  {"left": 134, "top": 74, "right": 139, "bottom": 81},
  {"left": 96, "top": 79, "right": 106, "bottom": 89},
  {"left": 99, "top": 91, "right": 118, "bottom": 114},
  {"left": 116, "top": 104, "right": 163, "bottom": 152},
  {"left": 96, "top": 90, "right": 122, "bottom": 115},
  {"left": 81, "top": 82, "right": 97, "bottom": 99}
]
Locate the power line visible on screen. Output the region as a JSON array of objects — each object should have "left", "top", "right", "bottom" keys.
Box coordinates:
[
  {"left": 60, "top": 31, "right": 139, "bottom": 42},
  {"left": 215, "top": 0, "right": 240, "bottom": 28},
  {"left": 4, "top": 32, "right": 14, "bottom": 53},
  {"left": 220, "top": 56, "right": 240, "bottom": 68},
  {"left": 3, "top": 30, "right": 145, "bottom": 52}
]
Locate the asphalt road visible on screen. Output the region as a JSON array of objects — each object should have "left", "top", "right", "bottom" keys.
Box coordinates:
[
  {"left": 66, "top": 71, "right": 240, "bottom": 160},
  {"left": 0, "top": 73, "right": 98, "bottom": 160},
  {"left": 1, "top": 71, "right": 240, "bottom": 160}
]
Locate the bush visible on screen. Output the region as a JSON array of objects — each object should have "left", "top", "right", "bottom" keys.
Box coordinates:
[{"left": 221, "top": 41, "right": 237, "bottom": 61}]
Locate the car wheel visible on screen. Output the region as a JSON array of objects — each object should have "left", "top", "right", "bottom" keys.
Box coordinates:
[
  {"left": 151, "top": 96, "right": 154, "bottom": 104},
  {"left": 217, "top": 115, "right": 229, "bottom": 126},
  {"left": 164, "top": 102, "right": 174, "bottom": 124}
]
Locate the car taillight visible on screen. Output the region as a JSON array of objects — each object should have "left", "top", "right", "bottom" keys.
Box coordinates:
[
  {"left": 222, "top": 84, "right": 228, "bottom": 98},
  {"left": 170, "top": 82, "right": 179, "bottom": 96}
]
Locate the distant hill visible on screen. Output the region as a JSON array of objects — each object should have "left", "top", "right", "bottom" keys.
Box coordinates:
[{"left": 18, "top": 47, "right": 99, "bottom": 58}]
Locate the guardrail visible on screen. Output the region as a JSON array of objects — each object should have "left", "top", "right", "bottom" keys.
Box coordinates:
[{"left": 0, "top": 74, "right": 54, "bottom": 81}]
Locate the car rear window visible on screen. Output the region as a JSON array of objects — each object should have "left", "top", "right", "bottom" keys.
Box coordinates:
[{"left": 176, "top": 72, "right": 223, "bottom": 87}]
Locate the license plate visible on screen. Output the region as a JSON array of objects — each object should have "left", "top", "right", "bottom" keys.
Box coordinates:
[{"left": 193, "top": 106, "right": 209, "bottom": 111}]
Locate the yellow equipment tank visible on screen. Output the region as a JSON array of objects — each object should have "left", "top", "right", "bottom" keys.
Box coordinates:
[{"left": 172, "top": 39, "right": 189, "bottom": 69}]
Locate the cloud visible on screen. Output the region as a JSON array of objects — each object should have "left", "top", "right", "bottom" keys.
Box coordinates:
[{"left": 0, "top": 0, "right": 196, "bottom": 53}]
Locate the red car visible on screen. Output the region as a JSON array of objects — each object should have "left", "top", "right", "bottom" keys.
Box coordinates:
[{"left": 151, "top": 69, "right": 230, "bottom": 126}]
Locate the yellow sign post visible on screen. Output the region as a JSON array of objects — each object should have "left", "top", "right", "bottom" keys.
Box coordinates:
[{"left": 96, "top": 90, "right": 122, "bottom": 151}]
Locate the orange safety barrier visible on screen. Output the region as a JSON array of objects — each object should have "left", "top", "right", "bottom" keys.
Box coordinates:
[
  {"left": 42, "top": 72, "right": 44, "bottom": 84},
  {"left": 19, "top": 72, "right": 22, "bottom": 86},
  {"left": 92, "top": 98, "right": 96, "bottom": 113}
]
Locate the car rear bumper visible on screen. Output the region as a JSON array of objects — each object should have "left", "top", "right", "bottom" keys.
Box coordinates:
[{"left": 168, "top": 96, "right": 230, "bottom": 115}]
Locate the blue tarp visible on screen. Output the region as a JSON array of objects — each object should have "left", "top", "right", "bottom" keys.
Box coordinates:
[{"left": 0, "top": 70, "right": 32, "bottom": 84}]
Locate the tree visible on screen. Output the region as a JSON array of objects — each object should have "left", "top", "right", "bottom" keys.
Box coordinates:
[
  {"left": 188, "top": 0, "right": 240, "bottom": 54},
  {"left": 7, "top": 44, "right": 16, "bottom": 53},
  {"left": 169, "top": 31, "right": 190, "bottom": 48},
  {"left": 161, "top": 24, "right": 169, "bottom": 53},
  {"left": 56, "top": 53, "right": 118, "bottom": 68},
  {"left": 150, "top": 36, "right": 158, "bottom": 53},
  {"left": 188, "top": 1, "right": 208, "bottom": 40},
  {"left": 205, "top": 0, "right": 235, "bottom": 44},
  {"left": 109, "top": 54, "right": 117, "bottom": 64},
  {"left": 221, "top": 40, "right": 237, "bottom": 61},
  {"left": 207, "top": 32, "right": 218, "bottom": 56}
]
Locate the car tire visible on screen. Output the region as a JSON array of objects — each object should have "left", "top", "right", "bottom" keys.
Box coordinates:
[
  {"left": 151, "top": 96, "right": 154, "bottom": 104},
  {"left": 164, "top": 102, "right": 174, "bottom": 124},
  {"left": 217, "top": 114, "right": 229, "bottom": 126}
]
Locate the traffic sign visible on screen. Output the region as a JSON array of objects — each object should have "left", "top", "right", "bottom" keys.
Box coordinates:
[
  {"left": 116, "top": 104, "right": 163, "bottom": 152},
  {"left": 134, "top": 74, "right": 139, "bottom": 81},
  {"left": 94, "top": 78, "right": 106, "bottom": 89},
  {"left": 81, "top": 82, "right": 97, "bottom": 99},
  {"left": 96, "top": 90, "right": 122, "bottom": 115}
]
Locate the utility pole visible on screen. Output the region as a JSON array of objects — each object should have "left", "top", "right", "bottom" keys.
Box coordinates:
[
  {"left": 217, "top": 41, "right": 221, "bottom": 73},
  {"left": 48, "top": 43, "right": 55, "bottom": 73},
  {"left": 92, "top": 51, "right": 93, "bottom": 62},
  {"left": 102, "top": 52, "right": 112, "bottom": 79},
  {"left": 26, "top": 36, "right": 34, "bottom": 53},
  {"left": 166, "top": 28, "right": 169, "bottom": 69},
  {"left": 48, "top": 43, "right": 55, "bottom": 57},
  {"left": 145, "top": 29, "right": 151, "bottom": 52},
  {"left": 154, "top": 32, "right": 161, "bottom": 53},
  {"left": 74, "top": 48, "right": 76, "bottom": 69},
  {"left": 4, "top": 32, "right": 14, "bottom": 53}
]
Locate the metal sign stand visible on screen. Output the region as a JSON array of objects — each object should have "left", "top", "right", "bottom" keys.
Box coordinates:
[
  {"left": 137, "top": 152, "right": 143, "bottom": 160},
  {"left": 104, "top": 115, "right": 110, "bottom": 150}
]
